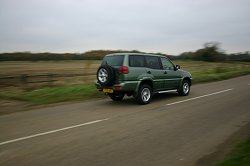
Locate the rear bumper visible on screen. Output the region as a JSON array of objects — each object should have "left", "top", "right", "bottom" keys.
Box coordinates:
[{"left": 95, "top": 81, "right": 138, "bottom": 92}]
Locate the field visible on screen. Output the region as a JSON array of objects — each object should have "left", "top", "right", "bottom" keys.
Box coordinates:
[
  {"left": 174, "top": 60, "right": 250, "bottom": 83},
  {"left": 0, "top": 60, "right": 250, "bottom": 105},
  {"left": 0, "top": 60, "right": 100, "bottom": 76},
  {"left": 0, "top": 60, "right": 100, "bottom": 88},
  {"left": 1, "top": 60, "right": 250, "bottom": 87}
]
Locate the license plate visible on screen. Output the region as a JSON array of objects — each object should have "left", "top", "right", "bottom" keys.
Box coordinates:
[{"left": 103, "top": 88, "right": 113, "bottom": 93}]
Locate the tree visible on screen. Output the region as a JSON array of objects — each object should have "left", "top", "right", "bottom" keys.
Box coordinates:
[{"left": 194, "top": 42, "right": 226, "bottom": 62}]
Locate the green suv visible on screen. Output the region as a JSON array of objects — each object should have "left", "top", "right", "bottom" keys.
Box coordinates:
[{"left": 95, "top": 53, "right": 192, "bottom": 104}]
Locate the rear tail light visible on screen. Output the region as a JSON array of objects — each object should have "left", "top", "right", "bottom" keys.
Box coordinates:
[
  {"left": 120, "top": 66, "right": 129, "bottom": 74},
  {"left": 114, "top": 86, "right": 122, "bottom": 91}
]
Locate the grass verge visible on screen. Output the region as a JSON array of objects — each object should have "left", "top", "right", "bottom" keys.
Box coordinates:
[
  {"left": 0, "top": 84, "right": 104, "bottom": 105},
  {"left": 216, "top": 138, "right": 250, "bottom": 166},
  {"left": 192, "top": 67, "right": 250, "bottom": 83}
]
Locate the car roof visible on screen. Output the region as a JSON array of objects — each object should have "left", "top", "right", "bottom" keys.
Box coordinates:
[{"left": 105, "top": 53, "right": 166, "bottom": 57}]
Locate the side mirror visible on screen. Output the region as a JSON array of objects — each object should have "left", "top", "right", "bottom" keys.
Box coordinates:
[{"left": 175, "top": 65, "right": 180, "bottom": 70}]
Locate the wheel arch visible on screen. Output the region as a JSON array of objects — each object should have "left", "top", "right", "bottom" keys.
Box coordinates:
[
  {"left": 182, "top": 77, "right": 192, "bottom": 86},
  {"left": 133, "top": 79, "right": 153, "bottom": 97},
  {"left": 178, "top": 76, "right": 192, "bottom": 92},
  {"left": 139, "top": 79, "right": 153, "bottom": 89}
]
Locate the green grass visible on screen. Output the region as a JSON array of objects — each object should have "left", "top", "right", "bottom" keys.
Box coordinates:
[
  {"left": 217, "top": 138, "right": 250, "bottom": 166},
  {"left": 191, "top": 67, "right": 250, "bottom": 83},
  {"left": 0, "top": 84, "right": 104, "bottom": 105}
]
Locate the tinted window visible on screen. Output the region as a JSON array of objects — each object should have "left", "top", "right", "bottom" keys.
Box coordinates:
[
  {"left": 129, "top": 55, "right": 145, "bottom": 67},
  {"left": 145, "top": 56, "right": 162, "bottom": 69},
  {"left": 161, "top": 57, "right": 175, "bottom": 70},
  {"left": 102, "top": 55, "right": 124, "bottom": 66}
]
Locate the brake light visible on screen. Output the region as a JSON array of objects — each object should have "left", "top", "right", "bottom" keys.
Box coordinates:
[
  {"left": 120, "top": 66, "right": 129, "bottom": 74},
  {"left": 114, "top": 86, "right": 122, "bottom": 91}
]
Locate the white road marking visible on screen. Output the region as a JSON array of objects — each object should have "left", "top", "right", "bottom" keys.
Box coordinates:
[
  {"left": 166, "top": 89, "right": 233, "bottom": 106},
  {"left": 0, "top": 118, "right": 109, "bottom": 146}
]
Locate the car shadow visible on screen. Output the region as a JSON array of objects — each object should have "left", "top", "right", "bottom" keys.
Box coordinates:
[
  {"left": 152, "top": 92, "right": 180, "bottom": 102},
  {"left": 105, "top": 92, "right": 180, "bottom": 106}
]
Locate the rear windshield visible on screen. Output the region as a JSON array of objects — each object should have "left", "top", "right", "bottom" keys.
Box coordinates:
[{"left": 102, "top": 55, "right": 124, "bottom": 66}]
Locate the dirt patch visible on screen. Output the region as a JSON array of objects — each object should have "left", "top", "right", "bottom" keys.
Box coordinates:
[
  {"left": 0, "top": 96, "right": 106, "bottom": 116},
  {"left": 0, "top": 100, "right": 34, "bottom": 115},
  {"left": 196, "top": 122, "right": 250, "bottom": 166}
]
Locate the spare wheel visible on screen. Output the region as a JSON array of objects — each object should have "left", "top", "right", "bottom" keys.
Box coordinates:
[{"left": 97, "top": 65, "right": 115, "bottom": 86}]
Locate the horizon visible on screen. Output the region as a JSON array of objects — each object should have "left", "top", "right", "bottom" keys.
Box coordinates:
[{"left": 0, "top": 47, "right": 249, "bottom": 56}]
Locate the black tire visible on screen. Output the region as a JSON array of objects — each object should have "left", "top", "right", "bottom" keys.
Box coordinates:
[
  {"left": 97, "top": 65, "right": 115, "bottom": 86},
  {"left": 135, "top": 84, "right": 152, "bottom": 105},
  {"left": 178, "top": 80, "right": 190, "bottom": 96},
  {"left": 108, "top": 92, "right": 125, "bottom": 101}
]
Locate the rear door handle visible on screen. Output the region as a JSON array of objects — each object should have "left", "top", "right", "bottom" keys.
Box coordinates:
[{"left": 147, "top": 71, "right": 151, "bottom": 74}]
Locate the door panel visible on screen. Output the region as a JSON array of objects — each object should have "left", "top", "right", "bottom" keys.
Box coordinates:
[
  {"left": 146, "top": 69, "right": 166, "bottom": 91},
  {"left": 163, "top": 70, "right": 181, "bottom": 89},
  {"left": 145, "top": 56, "right": 165, "bottom": 91},
  {"left": 160, "top": 57, "right": 181, "bottom": 89}
]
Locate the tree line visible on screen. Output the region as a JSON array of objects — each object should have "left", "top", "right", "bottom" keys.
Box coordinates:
[
  {"left": 177, "top": 42, "right": 250, "bottom": 62},
  {"left": 0, "top": 50, "right": 145, "bottom": 61},
  {"left": 0, "top": 43, "right": 249, "bottom": 62}
]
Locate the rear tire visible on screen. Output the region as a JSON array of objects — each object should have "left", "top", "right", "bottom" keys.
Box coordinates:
[
  {"left": 178, "top": 80, "right": 190, "bottom": 96},
  {"left": 135, "top": 84, "right": 152, "bottom": 105},
  {"left": 108, "top": 92, "right": 124, "bottom": 101}
]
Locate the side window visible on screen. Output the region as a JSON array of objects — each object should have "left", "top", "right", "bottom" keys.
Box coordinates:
[
  {"left": 129, "top": 55, "right": 145, "bottom": 67},
  {"left": 145, "top": 56, "right": 162, "bottom": 70},
  {"left": 161, "top": 57, "right": 175, "bottom": 70}
]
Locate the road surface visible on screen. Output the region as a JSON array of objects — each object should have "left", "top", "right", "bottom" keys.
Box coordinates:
[{"left": 0, "top": 75, "right": 250, "bottom": 166}]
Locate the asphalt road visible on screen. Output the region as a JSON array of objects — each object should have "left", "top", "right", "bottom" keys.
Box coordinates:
[{"left": 0, "top": 75, "right": 250, "bottom": 166}]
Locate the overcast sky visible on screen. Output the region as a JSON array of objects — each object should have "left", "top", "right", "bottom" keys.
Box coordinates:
[{"left": 0, "top": 0, "right": 249, "bottom": 55}]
